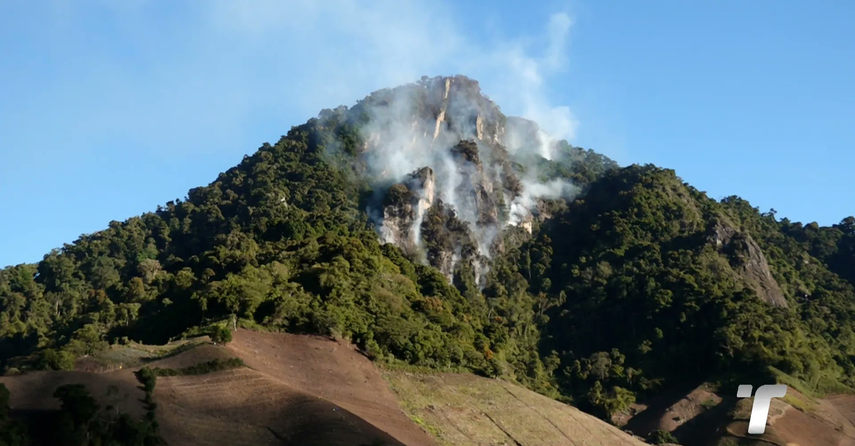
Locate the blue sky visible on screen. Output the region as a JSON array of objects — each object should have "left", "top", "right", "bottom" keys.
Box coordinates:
[{"left": 1, "top": 1, "right": 853, "bottom": 267}]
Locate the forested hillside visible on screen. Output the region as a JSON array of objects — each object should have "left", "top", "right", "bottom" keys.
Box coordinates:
[{"left": 1, "top": 75, "right": 853, "bottom": 422}]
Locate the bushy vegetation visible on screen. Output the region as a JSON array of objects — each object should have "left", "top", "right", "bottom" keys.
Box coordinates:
[
  {"left": 209, "top": 325, "right": 232, "bottom": 345},
  {"left": 648, "top": 429, "right": 679, "bottom": 445},
  {"left": 1, "top": 80, "right": 854, "bottom": 423},
  {"left": 138, "top": 358, "right": 245, "bottom": 379}
]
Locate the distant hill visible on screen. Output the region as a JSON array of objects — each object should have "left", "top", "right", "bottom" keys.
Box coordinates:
[{"left": 1, "top": 75, "right": 855, "bottom": 444}]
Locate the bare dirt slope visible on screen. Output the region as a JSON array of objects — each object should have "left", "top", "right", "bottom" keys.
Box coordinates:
[
  {"left": 827, "top": 395, "right": 855, "bottom": 432},
  {"left": 155, "top": 367, "right": 404, "bottom": 446},
  {"left": 177, "top": 329, "right": 654, "bottom": 446},
  {"left": 726, "top": 399, "right": 855, "bottom": 446},
  {"left": 0, "top": 330, "right": 658, "bottom": 446},
  {"left": 0, "top": 332, "right": 429, "bottom": 446},
  {"left": 223, "top": 329, "right": 440, "bottom": 446},
  {"left": 0, "top": 369, "right": 146, "bottom": 418},
  {"left": 383, "top": 371, "right": 650, "bottom": 446}
]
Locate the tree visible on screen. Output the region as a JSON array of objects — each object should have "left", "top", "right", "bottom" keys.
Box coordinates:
[
  {"left": 0, "top": 384, "right": 28, "bottom": 446},
  {"left": 36, "top": 348, "right": 75, "bottom": 371},
  {"left": 210, "top": 326, "right": 232, "bottom": 345},
  {"left": 648, "top": 429, "right": 679, "bottom": 445},
  {"left": 54, "top": 384, "right": 100, "bottom": 446},
  {"left": 137, "top": 367, "right": 156, "bottom": 394}
]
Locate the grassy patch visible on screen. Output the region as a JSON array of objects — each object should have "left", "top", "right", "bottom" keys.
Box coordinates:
[
  {"left": 379, "top": 360, "right": 458, "bottom": 374},
  {"left": 716, "top": 437, "right": 740, "bottom": 446},
  {"left": 701, "top": 398, "right": 719, "bottom": 410},
  {"left": 85, "top": 338, "right": 205, "bottom": 370},
  {"left": 769, "top": 366, "right": 855, "bottom": 397},
  {"left": 730, "top": 398, "right": 753, "bottom": 421},
  {"left": 783, "top": 393, "right": 816, "bottom": 413},
  {"left": 408, "top": 414, "right": 442, "bottom": 437}
]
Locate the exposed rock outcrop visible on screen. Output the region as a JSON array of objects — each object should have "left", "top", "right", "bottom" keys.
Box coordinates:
[
  {"left": 343, "top": 75, "right": 572, "bottom": 283},
  {"left": 379, "top": 167, "right": 437, "bottom": 258},
  {"left": 709, "top": 219, "right": 788, "bottom": 307}
]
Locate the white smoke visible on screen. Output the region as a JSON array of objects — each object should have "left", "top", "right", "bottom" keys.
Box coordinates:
[
  {"left": 509, "top": 179, "right": 580, "bottom": 227},
  {"left": 471, "top": 12, "right": 580, "bottom": 151},
  {"left": 350, "top": 76, "right": 581, "bottom": 263}
]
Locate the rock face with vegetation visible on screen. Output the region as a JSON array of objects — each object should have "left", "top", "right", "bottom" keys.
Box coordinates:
[
  {"left": 1, "top": 75, "right": 855, "bottom": 430},
  {"left": 708, "top": 217, "right": 787, "bottom": 307}
]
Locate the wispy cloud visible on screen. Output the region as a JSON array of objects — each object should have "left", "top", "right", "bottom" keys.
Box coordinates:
[
  {"left": 200, "top": 1, "right": 579, "bottom": 143},
  {"left": 6, "top": 1, "right": 578, "bottom": 157}
]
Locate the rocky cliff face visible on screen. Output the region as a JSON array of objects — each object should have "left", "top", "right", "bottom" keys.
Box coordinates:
[
  {"left": 379, "top": 167, "right": 437, "bottom": 259},
  {"left": 345, "top": 75, "right": 565, "bottom": 281},
  {"left": 709, "top": 220, "right": 788, "bottom": 307}
]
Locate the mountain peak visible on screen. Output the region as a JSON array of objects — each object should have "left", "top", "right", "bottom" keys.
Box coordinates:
[{"left": 316, "top": 76, "right": 588, "bottom": 281}]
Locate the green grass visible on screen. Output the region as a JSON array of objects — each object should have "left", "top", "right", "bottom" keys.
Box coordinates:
[
  {"left": 768, "top": 366, "right": 854, "bottom": 398},
  {"left": 783, "top": 393, "right": 816, "bottom": 413},
  {"left": 715, "top": 437, "right": 739, "bottom": 446},
  {"left": 701, "top": 398, "right": 719, "bottom": 410},
  {"left": 407, "top": 414, "right": 442, "bottom": 437}
]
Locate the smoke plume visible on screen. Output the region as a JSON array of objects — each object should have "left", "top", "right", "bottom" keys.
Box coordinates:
[{"left": 339, "top": 76, "right": 580, "bottom": 271}]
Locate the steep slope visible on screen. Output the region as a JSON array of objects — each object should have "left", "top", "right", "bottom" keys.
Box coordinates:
[
  {"left": 155, "top": 367, "right": 406, "bottom": 446},
  {"left": 0, "top": 333, "right": 433, "bottom": 446},
  {"left": 222, "top": 329, "right": 438, "bottom": 446},
  {"left": 537, "top": 165, "right": 855, "bottom": 416},
  {"left": 385, "top": 371, "right": 650, "bottom": 446}
]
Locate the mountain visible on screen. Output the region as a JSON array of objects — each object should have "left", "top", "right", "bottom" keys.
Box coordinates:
[{"left": 1, "top": 75, "right": 855, "bottom": 445}]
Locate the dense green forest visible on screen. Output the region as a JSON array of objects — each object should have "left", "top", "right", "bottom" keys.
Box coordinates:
[{"left": 1, "top": 76, "right": 854, "bottom": 421}]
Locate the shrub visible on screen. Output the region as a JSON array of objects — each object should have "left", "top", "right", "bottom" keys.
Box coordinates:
[
  {"left": 648, "top": 429, "right": 679, "bottom": 445},
  {"left": 147, "top": 358, "right": 245, "bottom": 378},
  {"left": 36, "top": 349, "right": 75, "bottom": 371},
  {"left": 136, "top": 367, "right": 156, "bottom": 393},
  {"left": 210, "top": 326, "right": 232, "bottom": 345}
]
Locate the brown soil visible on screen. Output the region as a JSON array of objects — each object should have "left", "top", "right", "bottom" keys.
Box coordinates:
[
  {"left": 0, "top": 369, "right": 146, "bottom": 419},
  {"left": 155, "top": 367, "right": 403, "bottom": 446},
  {"left": 619, "top": 381, "right": 734, "bottom": 445},
  {"left": 827, "top": 395, "right": 855, "bottom": 432},
  {"left": 222, "top": 329, "right": 439, "bottom": 446},
  {"left": 0, "top": 330, "right": 656, "bottom": 446},
  {"left": 0, "top": 331, "right": 435, "bottom": 446},
  {"left": 622, "top": 382, "right": 855, "bottom": 446},
  {"left": 727, "top": 399, "right": 855, "bottom": 446}
]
